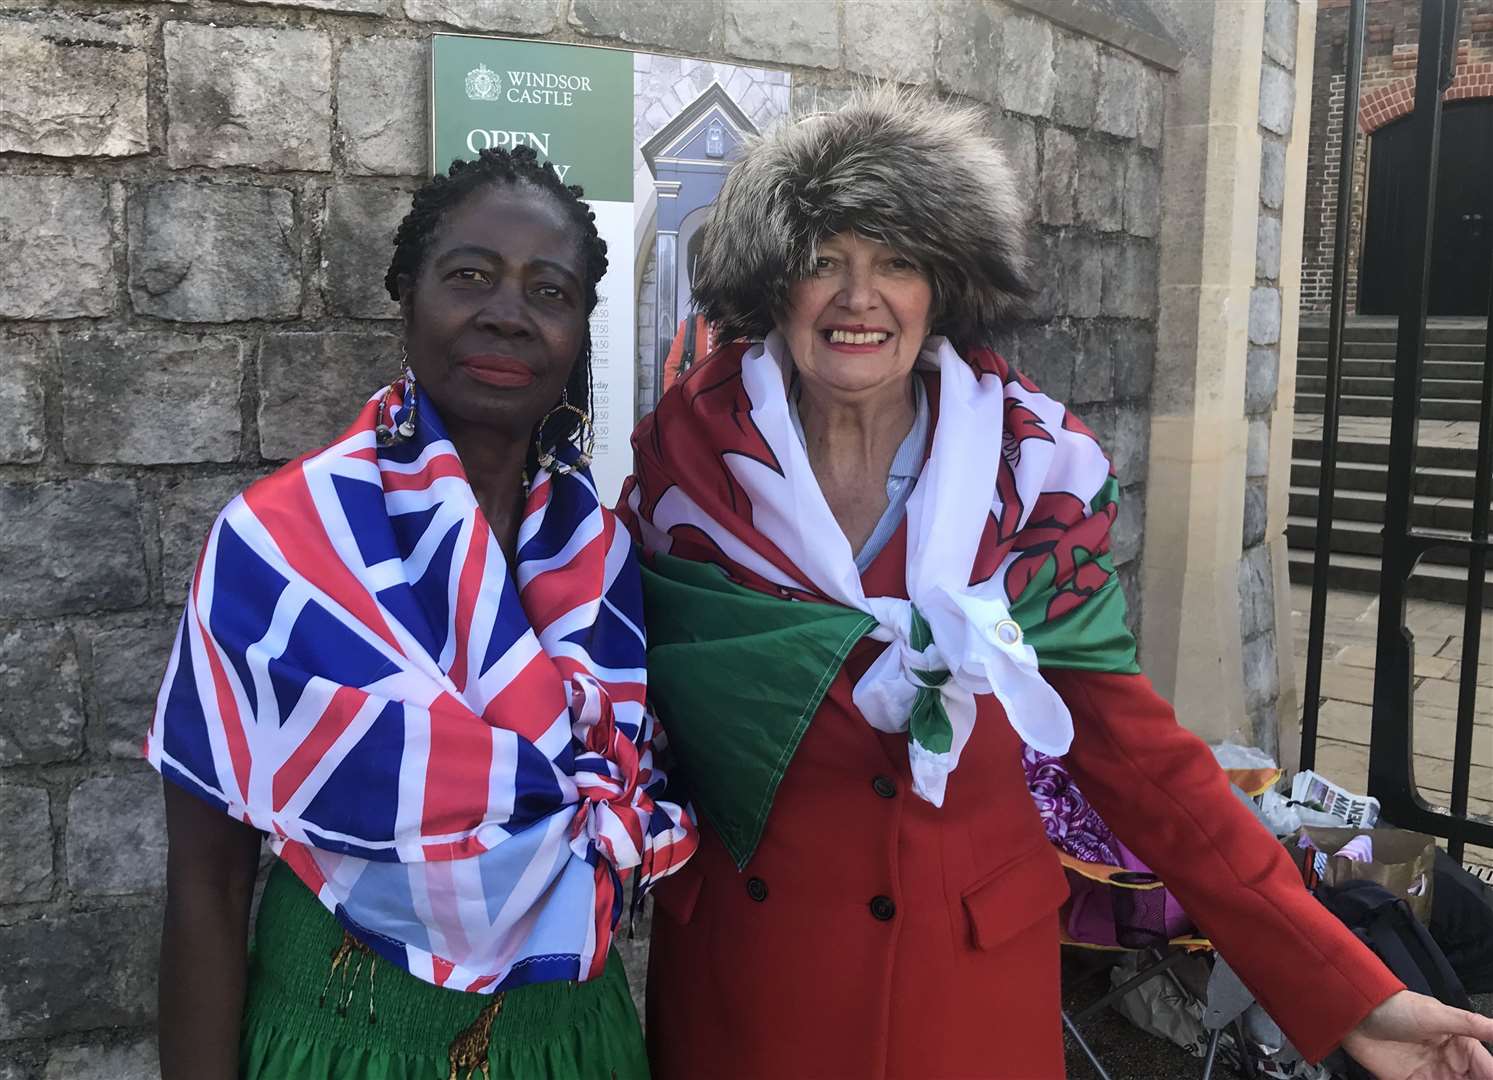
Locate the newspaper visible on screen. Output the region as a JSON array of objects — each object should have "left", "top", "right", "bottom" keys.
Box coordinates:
[{"left": 1289, "top": 770, "right": 1381, "bottom": 829}]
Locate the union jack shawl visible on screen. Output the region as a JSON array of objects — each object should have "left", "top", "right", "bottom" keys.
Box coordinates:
[{"left": 146, "top": 380, "right": 697, "bottom": 993}]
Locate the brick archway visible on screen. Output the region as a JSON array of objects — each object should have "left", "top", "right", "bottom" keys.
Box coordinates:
[{"left": 1359, "top": 62, "right": 1493, "bottom": 132}]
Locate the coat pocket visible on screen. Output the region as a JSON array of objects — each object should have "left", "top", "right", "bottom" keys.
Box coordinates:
[
  {"left": 961, "top": 844, "right": 1071, "bottom": 952},
  {"left": 650, "top": 862, "right": 705, "bottom": 926}
]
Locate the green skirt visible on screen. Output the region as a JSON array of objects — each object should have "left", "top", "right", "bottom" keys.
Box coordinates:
[{"left": 240, "top": 861, "right": 649, "bottom": 1080}]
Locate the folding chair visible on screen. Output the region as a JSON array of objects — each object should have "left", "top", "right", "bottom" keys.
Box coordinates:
[{"left": 1058, "top": 766, "right": 1282, "bottom": 1080}]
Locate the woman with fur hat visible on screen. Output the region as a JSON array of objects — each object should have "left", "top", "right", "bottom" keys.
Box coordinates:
[{"left": 619, "top": 87, "right": 1493, "bottom": 1078}]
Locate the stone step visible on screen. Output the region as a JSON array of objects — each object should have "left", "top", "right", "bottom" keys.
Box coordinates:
[
  {"left": 1297, "top": 374, "right": 1483, "bottom": 400},
  {"left": 1286, "top": 515, "right": 1493, "bottom": 569},
  {"left": 1297, "top": 357, "right": 1488, "bottom": 381},
  {"left": 1291, "top": 458, "right": 1476, "bottom": 500},
  {"left": 1299, "top": 322, "right": 1489, "bottom": 346},
  {"left": 1291, "top": 437, "right": 1478, "bottom": 471},
  {"left": 1286, "top": 547, "right": 1493, "bottom": 606},
  {"left": 1289, "top": 486, "right": 1480, "bottom": 531},
  {"left": 1297, "top": 341, "right": 1489, "bottom": 361},
  {"left": 1295, "top": 393, "right": 1481, "bottom": 420}
]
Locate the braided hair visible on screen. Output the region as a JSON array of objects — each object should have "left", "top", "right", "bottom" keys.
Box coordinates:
[{"left": 385, "top": 145, "right": 609, "bottom": 463}]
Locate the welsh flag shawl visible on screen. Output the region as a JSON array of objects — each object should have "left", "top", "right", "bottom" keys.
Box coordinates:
[
  {"left": 618, "top": 333, "right": 1139, "bottom": 868},
  {"left": 147, "top": 381, "right": 697, "bottom": 993}
]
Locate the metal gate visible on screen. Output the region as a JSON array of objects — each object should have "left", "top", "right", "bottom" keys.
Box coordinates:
[{"left": 1299, "top": 0, "right": 1493, "bottom": 861}]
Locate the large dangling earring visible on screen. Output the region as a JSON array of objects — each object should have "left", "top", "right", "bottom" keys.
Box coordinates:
[
  {"left": 534, "top": 389, "right": 595, "bottom": 476},
  {"left": 375, "top": 347, "right": 418, "bottom": 446}
]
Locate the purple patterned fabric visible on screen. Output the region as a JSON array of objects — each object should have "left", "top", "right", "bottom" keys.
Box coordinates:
[{"left": 1022, "top": 745, "right": 1121, "bottom": 865}]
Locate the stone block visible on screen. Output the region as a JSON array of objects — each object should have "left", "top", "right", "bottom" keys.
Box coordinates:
[
  {"left": 1256, "top": 213, "right": 1282, "bottom": 281},
  {"left": 1101, "top": 239, "right": 1158, "bottom": 319},
  {"left": 0, "top": 482, "right": 147, "bottom": 618},
  {"left": 404, "top": 0, "right": 561, "bottom": 32},
  {"left": 227, "top": 0, "right": 384, "bottom": 9},
  {"left": 62, "top": 333, "right": 243, "bottom": 465},
  {"left": 1077, "top": 139, "right": 1124, "bottom": 233},
  {"left": 1264, "top": 0, "right": 1298, "bottom": 71},
  {"left": 67, "top": 771, "right": 168, "bottom": 895},
  {"left": 1138, "top": 68, "right": 1165, "bottom": 150},
  {"left": 1123, "top": 150, "right": 1161, "bottom": 239},
  {"left": 1057, "top": 232, "right": 1103, "bottom": 320},
  {"left": 1239, "top": 542, "right": 1275, "bottom": 638},
  {"left": 790, "top": 83, "right": 853, "bottom": 117},
  {"left": 0, "top": 333, "right": 49, "bottom": 464},
  {"left": 0, "top": 625, "right": 84, "bottom": 767},
  {"left": 1119, "top": 560, "right": 1142, "bottom": 643},
  {"left": 1242, "top": 630, "right": 1280, "bottom": 711},
  {"left": 1110, "top": 405, "right": 1149, "bottom": 487},
  {"left": 165, "top": 24, "right": 332, "bottom": 171},
  {"left": 1246, "top": 346, "right": 1280, "bottom": 414},
  {"left": 91, "top": 621, "right": 181, "bottom": 757},
  {"left": 0, "top": 907, "right": 157, "bottom": 1039},
  {"left": 843, "top": 0, "right": 936, "bottom": 82},
  {"left": 158, "top": 474, "right": 256, "bottom": 607},
  {"left": 1249, "top": 287, "right": 1281, "bottom": 345},
  {"left": 0, "top": 16, "right": 148, "bottom": 158},
  {"left": 1243, "top": 478, "right": 1269, "bottom": 547},
  {"left": 724, "top": 0, "right": 838, "bottom": 69},
  {"left": 990, "top": 112, "right": 1038, "bottom": 210},
  {"left": 1028, "top": 231, "right": 1062, "bottom": 324},
  {"left": 1015, "top": 321, "right": 1076, "bottom": 402},
  {"left": 323, "top": 185, "right": 411, "bottom": 318},
  {"left": 1095, "top": 50, "right": 1142, "bottom": 139},
  {"left": 1259, "top": 63, "right": 1294, "bottom": 138},
  {"left": 1040, "top": 129, "right": 1077, "bottom": 227},
  {"left": 0, "top": 786, "right": 52, "bottom": 902},
  {"left": 1113, "top": 486, "right": 1145, "bottom": 566},
  {"left": 0, "top": 177, "right": 113, "bottom": 319},
  {"left": 44, "top": 1042, "right": 159, "bottom": 1080},
  {"left": 571, "top": 0, "right": 719, "bottom": 51},
  {"left": 1247, "top": 417, "right": 1270, "bottom": 479},
  {"left": 1260, "top": 139, "right": 1286, "bottom": 210},
  {"left": 258, "top": 333, "right": 399, "bottom": 460},
  {"left": 1053, "top": 32, "right": 1098, "bottom": 128},
  {"left": 1111, "top": 322, "right": 1156, "bottom": 401},
  {"left": 935, "top": 1, "right": 999, "bottom": 104},
  {"left": 998, "top": 16, "right": 1056, "bottom": 119},
  {"left": 129, "top": 183, "right": 300, "bottom": 323},
  {"left": 1071, "top": 318, "right": 1112, "bottom": 403},
  {"left": 338, "top": 38, "right": 427, "bottom": 177}
]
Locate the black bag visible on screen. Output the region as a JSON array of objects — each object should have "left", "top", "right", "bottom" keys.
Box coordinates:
[
  {"left": 1430, "top": 848, "right": 1493, "bottom": 993},
  {"left": 1315, "top": 878, "right": 1474, "bottom": 1079}
]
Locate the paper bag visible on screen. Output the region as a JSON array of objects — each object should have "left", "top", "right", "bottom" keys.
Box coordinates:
[{"left": 1287, "top": 826, "right": 1436, "bottom": 924}]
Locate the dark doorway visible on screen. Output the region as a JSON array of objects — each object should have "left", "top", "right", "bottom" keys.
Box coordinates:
[{"left": 1359, "top": 99, "right": 1493, "bottom": 316}]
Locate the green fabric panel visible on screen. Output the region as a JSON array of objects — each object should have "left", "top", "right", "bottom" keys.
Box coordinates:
[
  {"left": 642, "top": 553, "right": 876, "bottom": 869},
  {"left": 240, "top": 862, "right": 648, "bottom": 1080}
]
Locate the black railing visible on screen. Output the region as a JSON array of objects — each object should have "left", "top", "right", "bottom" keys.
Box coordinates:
[{"left": 1302, "top": 0, "right": 1493, "bottom": 861}]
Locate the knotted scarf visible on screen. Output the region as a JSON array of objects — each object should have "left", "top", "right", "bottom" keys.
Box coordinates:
[{"left": 147, "top": 380, "right": 697, "bottom": 992}]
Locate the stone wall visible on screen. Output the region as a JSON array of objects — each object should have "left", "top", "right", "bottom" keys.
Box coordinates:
[
  {"left": 0, "top": 1, "right": 1172, "bottom": 1072},
  {"left": 1301, "top": 0, "right": 1493, "bottom": 312}
]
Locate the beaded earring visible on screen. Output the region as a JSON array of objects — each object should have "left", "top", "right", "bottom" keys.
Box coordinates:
[
  {"left": 375, "top": 348, "right": 419, "bottom": 446},
  {"left": 533, "top": 389, "right": 595, "bottom": 475}
]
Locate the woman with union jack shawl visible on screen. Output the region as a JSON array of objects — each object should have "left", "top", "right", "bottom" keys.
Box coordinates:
[
  {"left": 148, "top": 147, "right": 696, "bottom": 1079},
  {"left": 620, "top": 86, "right": 1493, "bottom": 1078}
]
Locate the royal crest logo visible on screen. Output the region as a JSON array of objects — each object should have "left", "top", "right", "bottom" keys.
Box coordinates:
[{"left": 464, "top": 63, "right": 502, "bottom": 102}]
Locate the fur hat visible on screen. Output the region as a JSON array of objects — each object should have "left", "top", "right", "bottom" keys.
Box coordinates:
[{"left": 691, "top": 84, "right": 1034, "bottom": 345}]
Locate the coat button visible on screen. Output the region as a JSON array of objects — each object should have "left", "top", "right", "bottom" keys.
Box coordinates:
[
  {"left": 871, "top": 775, "right": 897, "bottom": 799},
  {"left": 746, "top": 877, "right": 768, "bottom": 902},
  {"left": 869, "top": 895, "right": 896, "bottom": 921}
]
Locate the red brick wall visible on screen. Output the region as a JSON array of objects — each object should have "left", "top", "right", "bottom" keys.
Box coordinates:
[{"left": 1301, "top": 0, "right": 1493, "bottom": 312}]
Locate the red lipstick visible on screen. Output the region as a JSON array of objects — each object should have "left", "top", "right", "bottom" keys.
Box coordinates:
[{"left": 460, "top": 355, "right": 535, "bottom": 388}]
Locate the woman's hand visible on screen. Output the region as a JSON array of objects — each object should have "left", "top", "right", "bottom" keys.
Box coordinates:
[{"left": 1340, "top": 990, "right": 1493, "bottom": 1079}]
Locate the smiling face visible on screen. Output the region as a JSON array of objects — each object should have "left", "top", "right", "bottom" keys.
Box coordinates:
[
  {"left": 778, "top": 231, "right": 934, "bottom": 400},
  {"left": 398, "top": 182, "right": 588, "bottom": 441}
]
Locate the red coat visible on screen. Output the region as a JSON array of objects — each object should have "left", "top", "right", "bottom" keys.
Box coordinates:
[{"left": 645, "top": 524, "right": 1402, "bottom": 1079}]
